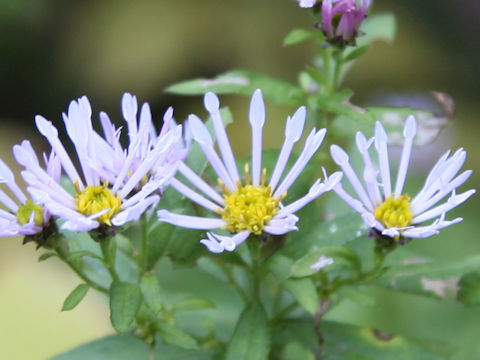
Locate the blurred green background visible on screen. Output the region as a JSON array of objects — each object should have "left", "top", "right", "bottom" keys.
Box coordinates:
[{"left": 0, "top": 0, "right": 479, "bottom": 359}]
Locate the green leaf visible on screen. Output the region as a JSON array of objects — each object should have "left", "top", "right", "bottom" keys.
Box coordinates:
[
  {"left": 50, "top": 334, "right": 212, "bottom": 360},
  {"left": 226, "top": 301, "right": 270, "bottom": 360},
  {"left": 67, "top": 250, "right": 103, "bottom": 262},
  {"left": 290, "top": 246, "right": 361, "bottom": 278},
  {"left": 154, "top": 321, "right": 198, "bottom": 350},
  {"left": 458, "top": 270, "right": 480, "bottom": 306},
  {"left": 167, "top": 70, "right": 305, "bottom": 105},
  {"left": 147, "top": 189, "right": 204, "bottom": 269},
  {"left": 38, "top": 252, "right": 57, "bottom": 262},
  {"left": 343, "top": 45, "right": 370, "bottom": 63},
  {"left": 304, "top": 66, "right": 328, "bottom": 87},
  {"left": 358, "top": 13, "right": 397, "bottom": 46},
  {"left": 377, "top": 254, "right": 480, "bottom": 299},
  {"left": 284, "top": 279, "right": 319, "bottom": 315},
  {"left": 279, "top": 213, "right": 368, "bottom": 261},
  {"left": 272, "top": 319, "right": 452, "bottom": 359},
  {"left": 268, "top": 255, "right": 295, "bottom": 283},
  {"left": 322, "top": 321, "right": 451, "bottom": 360},
  {"left": 283, "top": 28, "right": 320, "bottom": 46},
  {"left": 61, "top": 284, "right": 90, "bottom": 311},
  {"left": 171, "top": 298, "right": 215, "bottom": 313},
  {"left": 282, "top": 341, "right": 315, "bottom": 360},
  {"left": 110, "top": 281, "right": 142, "bottom": 333},
  {"left": 140, "top": 273, "right": 163, "bottom": 314}
]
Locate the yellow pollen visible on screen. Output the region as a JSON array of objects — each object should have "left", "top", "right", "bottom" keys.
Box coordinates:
[
  {"left": 220, "top": 166, "right": 281, "bottom": 235},
  {"left": 75, "top": 184, "right": 122, "bottom": 226},
  {"left": 16, "top": 200, "right": 44, "bottom": 226},
  {"left": 374, "top": 194, "right": 413, "bottom": 229}
]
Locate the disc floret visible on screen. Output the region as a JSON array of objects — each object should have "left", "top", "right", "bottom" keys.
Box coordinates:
[
  {"left": 374, "top": 194, "right": 412, "bottom": 229},
  {"left": 16, "top": 200, "right": 44, "bottom": 226},
  {"left": 220, "top": 165, "right": 283, "bottom": 235},
  {"left": 75, "top": 182, "right": 122, "bottom": 226}
]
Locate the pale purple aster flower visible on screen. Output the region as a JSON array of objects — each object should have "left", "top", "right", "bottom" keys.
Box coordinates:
[
  {"left": 296, "top": 0, "right": 318, "bottom": 8},
  {"left": 158, "top": 89, "right": 341, "bottom": 253},
  {"left": 0, "top": 150, "right": 59, "bottom": 237},
  {"left": 95, "top": 93, "right": 187, "bottom": 187},
  {"left": 16, "top": 95, "right": 183, "bottom": 232},
  {"left": 330, "top": 116, "right": 475, "bottom": 239},
  {"left": 322, "top": 0, "right": 371, "bottom": 45}
]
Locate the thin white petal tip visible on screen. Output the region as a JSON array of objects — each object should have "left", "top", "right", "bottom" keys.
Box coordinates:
[
  {"left": 249, "top": 89, "right": 265, "bottom": 127},
  {"left": 325, "top": 171, "right": 343, "bottom": 190},
  {"left": 374, "top": 121, "right": 388, "bottom": 145},
  {"left": 308, "top": 179, "right": 325, "bottom": 197},
  {"left": 355, "top": 132, "right": 373, "bottom": 154},
  {"left": 204, "top": 92, "right": 220, "bottom": 112},
  {"left": 286, "top": 106, "right": 306, "bottom": 141},
  {"left": 330, "top": 144, "right": 349, "bottom": 165},
  {"left": 164, "top": 107, "right": 174, "bottom": 122},
  {"left": 35, "top": 115, "right": 57, "bottom": 137},
  {"left": 188, "top": 114, "right": 212, "bottom": 146},
  {"left": 403, "top": 115, "right": 417, "bottom": 138}
]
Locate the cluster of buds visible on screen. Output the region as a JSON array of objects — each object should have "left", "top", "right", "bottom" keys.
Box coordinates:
[{"left": 298, "top": 0, "right": 371, "bottom": 46}]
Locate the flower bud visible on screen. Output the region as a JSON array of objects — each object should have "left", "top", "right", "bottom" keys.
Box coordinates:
[{"left": 321, "top": 0, "right": 370, "bottom": 46}]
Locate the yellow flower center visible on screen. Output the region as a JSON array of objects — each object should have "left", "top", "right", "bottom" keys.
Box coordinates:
[
  {"left": 74, "top": 182, "right": 122, "bottom": 226},
  {"left": 374, "top": 194, "right": 413, "bottom": 229},
  {"left": 16, "top": 200, "right": 44, "bottom": 226},
  {"left": 219, "top": 164, "right": 284, "bottom": 235}
]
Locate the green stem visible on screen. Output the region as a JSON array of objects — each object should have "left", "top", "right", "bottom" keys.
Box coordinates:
[
  {"left": 331, "top": 50, "right": 344, "bottom": 92},
  {"left": 249, "top": 241, "right": 261, "bottom": 300},
  {"left": 100, "top": 237, "right": 119, "bottom": 282},
  {"left": 149, "top": 339, "right": 156, "bottom": 360},
  {"left": 217, "top": 261, "right": 249, "bottom": 301},
  {"left": 55, "top": 245, "right": 109, "bottom": 294},
  {"left": 140, "top": 214, "right": 149, "bottom": 276},
  {"left": 321, "top": 47, "right": 332, "bottom": 93}
]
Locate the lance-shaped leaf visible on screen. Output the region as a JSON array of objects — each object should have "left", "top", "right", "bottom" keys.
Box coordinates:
[
  {"left": 110, "top": 281, "right": 142, "bottom": 333},
  {"left": 226, "top": 301, "right": 270, "bottom": 360},
  {"left": 140, "top": 273, "right": 163, "bottom": 314},
  {"left": 50, "top": 334, "right": 211, "bottom": 360},
  {"left": 376, "top": 254, "right": 480, "bottom": 299},
  {"left": 62, "top": 284, "right": 90, "bottom": 311},
  {"left": 154, "top": 321, "right": 198, "bottom": 350},
  {"left": 167, "top": 70, "right": 305, "bottom": 105},
  {"left": 283, "top": 28, "right": 322, "bottom": 46}
]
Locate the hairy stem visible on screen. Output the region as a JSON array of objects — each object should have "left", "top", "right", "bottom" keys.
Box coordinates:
[
  {"left": 139, "top": 214, "right": 149, "bottom": 276},
  {"left": 55, "top": 244, "right": 109, "bottom": 294},
  {"left": 100, "top": 237, "right": 119, "bottom": 282}
]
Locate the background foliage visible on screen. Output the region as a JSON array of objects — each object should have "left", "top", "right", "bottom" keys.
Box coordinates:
[{"left": 0, "top": 0, "right": 479, "bottom": 359}]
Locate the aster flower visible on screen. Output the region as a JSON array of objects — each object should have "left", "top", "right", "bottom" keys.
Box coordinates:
[
  {"left": 158, "top": 89, "right": 341, "bottom": 253},
  {"left": 0, "top": 150, "right": 59, "bottom": 237},
  {"left": 16, "top": 95, "right": 183, "bottom": 232},
  {"left": 321, "top": 0, "right": 371, "bottom": 45},
  {"left": 95, "top": 93, "right": 187, "bottom": 185},
  {"left": 330, "top": 116, "right": 475, "bottom": 240}
]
